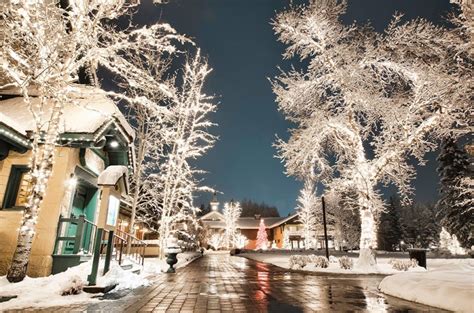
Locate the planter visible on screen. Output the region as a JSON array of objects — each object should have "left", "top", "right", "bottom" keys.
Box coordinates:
[{"left": 166, "top": 252, "right": 179, "bottom": 273}]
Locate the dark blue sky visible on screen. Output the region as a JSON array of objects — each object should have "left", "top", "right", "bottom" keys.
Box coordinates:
[{"left": 132, "top": 0, "right": 454, "bottom": 216}]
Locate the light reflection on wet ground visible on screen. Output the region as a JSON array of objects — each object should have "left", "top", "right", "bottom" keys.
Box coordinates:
[
  {"left": 229, "top": 254, "right": 442, "bottom": 312},
  {"left": 8, "top": 252, "right": 446, "bottom": 312}
]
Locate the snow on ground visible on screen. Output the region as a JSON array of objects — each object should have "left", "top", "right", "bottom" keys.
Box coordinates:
[
  {"left": 379, "top": 260, "right": 474, "bottom": 312},
  {"left": 0, "top": 251, "right": 201, "bottom": 310},
  {"left": 240, "top": 251, "right": 474, "bottom": 311},
  {"left": 239, "top": 251, "right": 471, "bottom": 274}
]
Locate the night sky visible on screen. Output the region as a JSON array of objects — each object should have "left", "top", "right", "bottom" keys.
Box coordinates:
[{"left": 129, "top": 0, "right": 455, "bottom": 216}]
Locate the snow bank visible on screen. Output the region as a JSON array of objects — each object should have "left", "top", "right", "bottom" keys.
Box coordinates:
[
  {"left": 379, "top": 260, "right": 474, "bottom": 312},
  {"left": 0, "top": 252, "right": 201, "bottom": 310},
  {"left": 0, "top": 262, "right": 96, "bottom": 310},
  {"left": 0, "top": 260, "right": 148, "bottom": 310},
  {"left": 241, "top": 252, "right": 426, "bottom": 274}
]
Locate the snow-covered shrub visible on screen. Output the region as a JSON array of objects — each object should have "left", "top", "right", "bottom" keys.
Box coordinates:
[
  {"left": 307, "top": 254, "right": 318, "bottom": 263},
  {"left": 329, "top": 255, "right": 339, "bottom": 263},
  {"left": 313, "top": 256, "right": 329, "bottom": 268},
  {"left": 338, "top": 256, "right": 353, "bottom": 270},
  {"left": 389, "top": 259, "right": 418, "bottom": 271},
  {"left": 289, "top": 255, "right": 308, "bottom": 269},
  {"left": 60, "top": 275, "right": 84, "bottom": 296}
]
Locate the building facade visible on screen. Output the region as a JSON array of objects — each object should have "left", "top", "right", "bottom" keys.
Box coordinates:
[
  {"left": 199, "top": 196, "right": 335, "bottom": 250},
  {"left": 0, "top": 85, "right": 145, "bottom": 277}
]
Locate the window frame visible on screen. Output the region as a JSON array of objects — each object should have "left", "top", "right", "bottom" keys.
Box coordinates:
[{"left": 2, "top": 165, "right": 31, "bottom": 210}]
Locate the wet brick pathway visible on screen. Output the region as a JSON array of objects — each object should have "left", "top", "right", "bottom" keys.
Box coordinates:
[{"left": 8, "top": 252, "right": 444, "bottom": 312}]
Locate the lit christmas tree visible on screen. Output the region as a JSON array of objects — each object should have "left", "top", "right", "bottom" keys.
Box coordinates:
[{"left": 256, "top": 219, "right": 269, "bottom": 250}]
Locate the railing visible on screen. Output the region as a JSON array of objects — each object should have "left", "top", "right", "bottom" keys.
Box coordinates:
[
  {"left": 54, "top": 215, "right": 97, "bottom": 255},
  {"left": 54, "top": 215, "right": 147, "bottom": 267},
  {"left": 114, "top": 229, "right": 147, "bottom": 266}
]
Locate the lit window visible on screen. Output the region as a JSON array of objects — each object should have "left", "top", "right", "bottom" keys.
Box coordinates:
[{"left": 15, "top": 172, "right": 32, "bottom": 206}]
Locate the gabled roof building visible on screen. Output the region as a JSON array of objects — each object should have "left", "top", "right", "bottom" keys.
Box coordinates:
[
  {"left": 200, "top": 193, "right": 333, "bottom": 250},
  {"left": 0, "top": 85, "right": 146, "bottom": 277}
]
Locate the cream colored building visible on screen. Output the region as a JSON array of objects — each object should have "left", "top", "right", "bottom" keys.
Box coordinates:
[
  {"left": 199, "top": 195, "right": 336, "bottom": 250},
  {"left": 0, "top": 85, "right": 139, "bottom": 277}
]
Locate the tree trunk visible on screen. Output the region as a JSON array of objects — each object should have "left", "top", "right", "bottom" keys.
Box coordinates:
[
  {"left": 6, "top": 209, "right": 36, "bottom": 282},
  {"left": 7, "top": 95, "right": 62, "bottom": 282},
  {"left": 6, "top": 144, "right": 54, "bottom": 282}
]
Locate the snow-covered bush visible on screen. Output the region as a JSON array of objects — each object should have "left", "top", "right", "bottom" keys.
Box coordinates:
[
  {"left": 313, "top": 256, "right": 329, "bottom": 268},
  {"left": 60, "top": 275, "right": 84, "bottom": 296},
  {"left": 338, "top": 256, "right": 353, "bottom": 270},
  {"left": 389, "top": 259, "right": 418, "bottom": 271},
  {"left": 329, "top": 255, "right": 339, "bottom": 263},
  {"left": 289, "top": 255, "right": 309, "bottom": 269}
]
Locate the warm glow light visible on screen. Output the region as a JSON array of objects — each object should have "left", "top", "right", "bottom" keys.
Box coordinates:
[{"left": 65, "top": 176, "right": 77, "bottom": 188}]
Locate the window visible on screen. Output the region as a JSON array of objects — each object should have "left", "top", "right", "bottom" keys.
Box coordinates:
[{"left": 2, "top": 165, "right": 31, "bottom": 209}]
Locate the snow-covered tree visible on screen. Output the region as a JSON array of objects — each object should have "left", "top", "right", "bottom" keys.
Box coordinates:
[
  {"left": 324, "top": 189, "right": 360, "bottom": 250},
  {"left": 153, "top": 51, "right": 217, "bottom": 258},
  {"left": 256, "top": 219, "right": 269, "bottom": 250},
  {"left": 223, "top": 201, "right": 242, "bottom": 248},
  {"left": 272, "top": 0, "right": 471, "bottom": 261},
  {"left": 436, "top": 138, "right": 472, "bottom": 249},
  {"left": 1, "top": 0, "right": 189, "bottom": 281},
  {"left": 439, "top": 227, "right": 467, "bottom": 255},
  {"left": 209, "top": 232, "right": 224, "bottom": 250},
  {"left": 117, "top": 51, "right": 178, "bottom": 253},
  {"left": 296, "top": 180, "right": 318, "bottom": 249},
  {"left": 235, "top": 234, "right": 249, "bottom": 249}
]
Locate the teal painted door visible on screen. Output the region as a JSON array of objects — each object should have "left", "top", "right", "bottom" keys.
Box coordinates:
[
  {"left": 81, "top": 190, "right": 98, "bottom": 252},
  {"left": 63, "top": 186, "right": 98, "bottom": 254}
]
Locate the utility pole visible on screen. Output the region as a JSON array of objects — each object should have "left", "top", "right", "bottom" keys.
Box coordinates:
[{"left": 321, "top": 196, "right": 329, "bottom": 259}]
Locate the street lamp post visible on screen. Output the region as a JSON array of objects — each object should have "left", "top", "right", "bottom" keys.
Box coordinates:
[{"left": 321, "top": 196, "right": 329, "bottom": 259}]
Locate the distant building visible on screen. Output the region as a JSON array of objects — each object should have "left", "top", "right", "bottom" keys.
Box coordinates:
[{"left": 199, "top": 195, "right": 335, "bottom": 250}]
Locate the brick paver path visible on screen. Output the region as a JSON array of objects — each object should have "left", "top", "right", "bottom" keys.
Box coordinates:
[{"left": 8, "top": 252, "right": 442, "bottom": 312}]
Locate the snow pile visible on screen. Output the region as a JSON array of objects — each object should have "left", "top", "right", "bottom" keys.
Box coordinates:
[
  {"left": 97, "top": 263, "right": 149, "bottom": 291},
  {"left": 379, "top": 260, "right": 474, "bottom": 312},
  {"left": 60, "top": 275, "right": 84, "bottom": 295},
  {"left": 0, "top": 260, "right": 149, "bottom": 310},
  {"left": 0, "top": 262, "right": 95, "bottom": 310},
  {"left": 0, "top": 252, "right": 201, "bottom": 310}
]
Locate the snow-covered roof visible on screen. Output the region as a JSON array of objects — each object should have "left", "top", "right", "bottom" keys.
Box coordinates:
[
  {"left": 200, "top": 210, "right": 225, "bottom": 221},
  {"left": 204, "top": 220, "right": 226, "bottom": 228},
  {"left": 0, "top": 85, "right": 134, "bottom": 140},
  {"left": 0, "top": 112, "right": 27, "bottom": 136},
  {"left": 98, "top": 165, "right": 128, "bottom": 186},
  {"left": 237, "top": 213, "right": 299, "bottom": 229}
]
